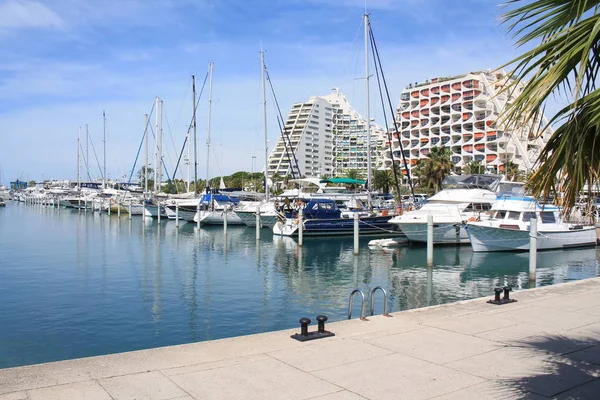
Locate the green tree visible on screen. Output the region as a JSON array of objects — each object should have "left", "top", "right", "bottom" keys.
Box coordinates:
[
  {"left": 28, "top": 180, "right": 36, "bottom": 188},
  {"left": 137, "top": 166, "right": 154, "bottom": 190},
  {"left": 462, "top": 161, "right": 485, "bottom": 175},
  {"left": 501, "top": 0, "right": 600, "bottom": 215},
  {"left": 373, "top": 169, "right": 394, "bottom": 194},
  {"left": 412, "top": 147, "right": 453, "bottom": 194},
  {"left": 502, "top": 161, "right": 521, "bottom": 182},
  {"left": 345, "top": 169, "right": 363, "bottom": 180}
]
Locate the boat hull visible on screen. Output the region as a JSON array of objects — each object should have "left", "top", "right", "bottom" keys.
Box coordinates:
[
  {"left": 234, "top": 210, "right": 279, "bottom": 228},
  {"left": 465, "top": 224, "right": 598, "bottom": 252},
  {"left": 143, "top": 205, "right": 167, "bottom": 218},
  {"left": 395, "top": 221, "right": 470, "bottom": 244},
  {"left": 195, "top": 210, "right": 245, "bottom": 225},
  {"left": 273, "top": 216, "right": 401, "bottom": 237}
]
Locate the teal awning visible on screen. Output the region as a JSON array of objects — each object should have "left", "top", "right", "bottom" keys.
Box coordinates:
[{"left": 319, "top": 177, "right": 366, "bottom": 185}]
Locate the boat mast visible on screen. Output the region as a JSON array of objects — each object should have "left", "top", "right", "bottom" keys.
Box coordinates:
[
  {"left": 158, "top": 99, "right": 163, "bottom": 193},
  {"left": 192, "top": 74, "right": 198, "bottom": 195},
  {"left": 86, "top": 124, "right": 89, "bottom": 182},
  {"left": 154, "top": 96, "right": 159, "bottom": 193},
  {"left": 261, "top": 50, "right": 269, "bottom": 201},
  {"left": 205, "top": 62, "right": 214, "bottom": 191},
  {"left": 77, "top": 126, "right": 81, "bottom": 190},
  {"left": 364, "top": 13, "right": 372, "bottom": 206},
  {"left": 103, "top": 110, "right": 107, "bottom": 189},
  {"left": 144, "top": 113, "right": 149, "bottom": 194}
]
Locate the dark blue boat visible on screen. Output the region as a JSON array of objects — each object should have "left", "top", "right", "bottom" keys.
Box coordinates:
[{"left": 273, "top": 198, "right": 402, "bottom": 237}]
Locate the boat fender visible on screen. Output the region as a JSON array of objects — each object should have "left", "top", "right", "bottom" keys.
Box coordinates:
[{"left": 468, "top": 216, "right": 476, "bottom": 222}]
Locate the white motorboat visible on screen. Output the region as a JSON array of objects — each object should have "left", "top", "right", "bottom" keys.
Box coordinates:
[
  {"left": 388, "top": 175, "right": 513, "bottom": 244},
  {"left": 194, "top": 193, "right": 245, "bottom": 225},
  {"left": 465, "top": 196, "right": 597, "bottom": 252}
]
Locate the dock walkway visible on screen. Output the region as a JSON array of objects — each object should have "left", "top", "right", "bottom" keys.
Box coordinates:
[{"left": 1, "top": 278, "right": 600, "bottom": 399}]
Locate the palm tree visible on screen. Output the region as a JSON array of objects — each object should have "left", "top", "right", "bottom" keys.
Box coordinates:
[
  {"left": 345, "top": 169, "right": 363, "bottom": 180},
  {"left": 373, "top": 170, "right": 394, "bottom": 193},
  {"left": 501, "top": 0, "right": 600, "bottom": 215},
  {"left": 413, "top": 147, "right": 454, "bottom": 194},
  {"left": 462, "top": 161, "right": 485, "bottom": 175},
  {"left": 502, "top": 161, "right": 520, "bottom": 182}
]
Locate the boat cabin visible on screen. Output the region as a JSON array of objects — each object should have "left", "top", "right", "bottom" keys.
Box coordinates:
[{"left": 300, "top": 198, "right": 341, "bottom": 219}]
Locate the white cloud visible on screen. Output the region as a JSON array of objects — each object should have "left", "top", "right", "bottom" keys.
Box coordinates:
[{"left": 0, "top": 0, "right": 64, "bottom": 30}]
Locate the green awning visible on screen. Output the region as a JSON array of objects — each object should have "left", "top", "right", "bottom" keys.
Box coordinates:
[{"left": 319, "top": 177, "right": 366, "bottom": 185}]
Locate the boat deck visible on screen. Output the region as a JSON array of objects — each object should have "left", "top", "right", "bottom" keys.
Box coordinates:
[{"left": 1, "top": 278, "right": 600, "bottom": 399}]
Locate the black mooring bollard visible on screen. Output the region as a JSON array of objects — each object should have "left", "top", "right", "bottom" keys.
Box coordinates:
[
  {"left": 299, "top": 317, "right": 311, "bottom": 337},
  {"left": 494, "top": 288, "right": 503, "bottom": 302},
  {"left": 503, "top": 286, "right": 512, "bottom": 301},
  {"left": 316, "top": 315, "right": 328, "bottom": 333}
]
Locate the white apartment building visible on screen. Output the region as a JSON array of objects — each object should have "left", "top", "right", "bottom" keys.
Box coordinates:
[
  {"left": 383, "top": 70, "right": 551, "bottom": 175},
  {"left": 266, "top": 89, "right": 386, "bottom": 179}
]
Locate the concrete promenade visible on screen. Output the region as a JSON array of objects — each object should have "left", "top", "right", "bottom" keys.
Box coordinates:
[{"left": 1, "top": 278, "right": 600, "bottom": 400}]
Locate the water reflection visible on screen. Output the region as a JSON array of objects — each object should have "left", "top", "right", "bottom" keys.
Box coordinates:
[{"left": 0, "top": 204, "right": 598, "bottom": 369}]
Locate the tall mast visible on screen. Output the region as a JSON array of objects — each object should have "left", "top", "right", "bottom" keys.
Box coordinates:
[
  {"left": 77, "top": 126, "right": 81, "bottom": 190},
  {"left": 192, "top": 74, "right": 198, "bottom": 195},
  {"left": 261, "top": 51, "right": 269, "bottom": 201},
  {"left": 85, "top": 123, "right": 89, "bottom": 181},
  {"left": 103, "top": 111, "right": 107, "bottom": 189},
  {"left": 154, "top": 96, "right": 159, "bottom": 193},
  {"left": 205, "top": 62, "right": 214, "bottom": 191},
  {"left": 158, "top": 99, "right": 163, "bottom": 192},
  {"left": 364, "top": 13, "right": 372, "bottom": 202},
  {"left": 144, "top": 113, "right": 149, "bottom": 193}
]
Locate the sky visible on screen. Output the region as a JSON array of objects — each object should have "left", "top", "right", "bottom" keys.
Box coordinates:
[{"left": 0, "top": 0, "right": 550, "bottom": 185}]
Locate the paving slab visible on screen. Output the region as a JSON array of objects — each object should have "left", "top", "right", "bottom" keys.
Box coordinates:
[
  {"left": 169, "top": 357, "right": 340, "bottom": 400},
  {"left": 566, "top": 345, "right": 600, "bottom": 366},
  {"left": 0, "top": 393, "right": 28, "bottom": 400},
  {"left": 28, "top": 381, "right": 112, "bottom": 400},
  {"left": 98, "top": 371, "right": 189, "bottom": 400},
  {"left": 426, "top": 381, "right": 549, "bottom": 400},
  {"left": 366, "top": 326, "right": 501, "bottom": 365},
  {"left": 446, "top": 346, "right": 600, "bottom": 397},
  {"left": 307, "top": 390, "right": 367, "bottom": 400},
  {"left": 313, "top": 352, "right": 484, "bottom": 400},
  {"left": 554, "top": 377, "right": 600, "bottom": 400},
  {"left": 268, "top": 337, "right": 393, "bottom": 372}
]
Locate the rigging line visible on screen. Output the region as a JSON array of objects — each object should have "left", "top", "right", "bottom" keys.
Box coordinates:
[
  {"left": 264, "top": 67, "right": 296, "bottom": 177},
  {"left": 265, "top": 68, "right": 302, "bottom": 178},
  {"left": 264, "top": 65, "right": 301, "bottom": 178},
  {"left": 162, "top": 107, "right": 178, "bottom": 178},
  {"left": 79, "top": 142, "right": 92, "bottom": 182},
  {"left": 127, "top": 102, "right": 156, "bottom": 184},
  {"left": 172, "top": 72, "right": 209, "bottom": 187},
  {"left": 369, "top": 25, "right": 415, "bottom": 198},
  {"left": 369, "top": 29, "right": 401, "bottom": 198},
  {"left": 88, "top": 130, "right": 105, "bottom": 182}
]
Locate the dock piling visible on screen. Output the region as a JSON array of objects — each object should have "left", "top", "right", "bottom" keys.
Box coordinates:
[
  {"left": 427, "top": 214, "right": 434, "bottom": 267},
  {"left": 298, "top": 207, "right": 303, "bottom": 246},
  {"left": 353, "top": 212, "right": 359, "bottom": 255},
  {"left": 255, "top": 204, "right": 260, "bottom": 240},
  {"left": 529, "top": 217, "right": 537, "bottom": 283}
]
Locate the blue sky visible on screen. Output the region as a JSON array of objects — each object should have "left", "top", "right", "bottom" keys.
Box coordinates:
[{"left": 0, "top": 0, "right": 547, "bottom": 185}]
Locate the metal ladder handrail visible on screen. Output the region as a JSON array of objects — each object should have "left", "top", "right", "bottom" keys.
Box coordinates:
[
  {"left": 370, "top": 286, "right": 391, "bottom": 317},
  {"left": 347, "top": 289, "right": 367, "bottom": 320}
]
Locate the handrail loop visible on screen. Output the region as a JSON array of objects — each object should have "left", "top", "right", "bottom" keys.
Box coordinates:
[
  {"left": 370, "top": 286, "right": 391, "bottom": 317},
  {"left": 347, "top": 289, "right": 367, "bottom": 320}
]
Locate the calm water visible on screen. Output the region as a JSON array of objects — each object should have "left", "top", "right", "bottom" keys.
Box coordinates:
[{"left": 1, "top": 202, "right": 599, "bottom": 369}]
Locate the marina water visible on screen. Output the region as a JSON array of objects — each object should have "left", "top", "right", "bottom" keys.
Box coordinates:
[{"left": 1, "top": 203, "right": 599, "bottom": 369}]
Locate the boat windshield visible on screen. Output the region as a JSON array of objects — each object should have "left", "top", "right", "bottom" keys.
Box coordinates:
[{"left": 441, "top": 174, "right": 502, "bottom": 191}]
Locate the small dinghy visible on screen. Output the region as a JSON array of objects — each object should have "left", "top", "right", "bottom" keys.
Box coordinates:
[{"left": 368, "top": 237, "right": 409, "bottom": 248}]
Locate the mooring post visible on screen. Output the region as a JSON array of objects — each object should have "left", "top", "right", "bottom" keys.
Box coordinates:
[
  {"left": 529, "top": 217, "right": 537, "bottom": 283},
  {"left": 353, "top": 211, "right": 359, "bottom": 255},
  {"left": 196, "top": 202, "right": 200, "bottom": 229},
  {"left": 117, "top": 198, "right": 121, "bottom": 218},
  {"left": 427, "top": 214, "right": 434, "bottom": 267},
  {"left": 157, "top": 203, "right": 161, "bottom": 223},
  {"left": 255, "top": 204, "right": 261, "bottom": 240},
  {"left": 223, "top": 207, "right": 228, "bottom": 235},
  {"left": 298, "top": 207, "right": 304, "bottom": 246},
  {"left": 128, "top": 203, "right": 132, "bottom": 220},
  {"left": 175, "top": 203, "right": 180, "bottom": 227}
]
